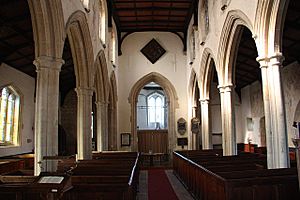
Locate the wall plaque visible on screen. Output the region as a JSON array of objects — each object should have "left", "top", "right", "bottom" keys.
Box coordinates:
[
  {"left": 140, "top": 39, "right": 166, "bottom": 64},
  {"left": 177, "top": 117, "right": 187, "bottom": 135}
]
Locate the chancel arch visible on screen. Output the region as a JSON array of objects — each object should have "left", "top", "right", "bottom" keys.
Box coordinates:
[
  {"left": 66, "top": 10, "right": 94, "bottom": 160},
  {"left": 129, "top": 72, "right": 178, "bottom": 155}
]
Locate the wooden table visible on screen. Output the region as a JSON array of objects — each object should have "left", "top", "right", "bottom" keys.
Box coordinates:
[{"left": 141, "top": 153, "right": 165, "bottom": 166}]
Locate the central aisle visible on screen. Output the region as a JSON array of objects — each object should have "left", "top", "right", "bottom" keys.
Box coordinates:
[
  {"left": 138, "top": 169, "right": 194, "bottom": 200},
  {"left": 148, "top": 169, "right": 179, "bottom": 200}
]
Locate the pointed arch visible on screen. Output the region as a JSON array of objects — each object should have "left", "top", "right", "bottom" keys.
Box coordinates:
[
  {"left": 199, "top": 48, "right": 218, "bottom": 100},
  {"left": 254, "top": 0, "right": 290, "bottom": 57},
  {"left": 188, "top": 69, "right": 198, "bottom": 100},
  {"left": 188, "top": 69, "right": 202, "bottom": 149},
  {"left": 129, "top": 72, "right": 179, "bottom": 152},
  {"left": 217, "top": 10, "right": 254, "bottom": 86},
  {"left": 94, "top": 50, "right": 109, "bottom": 103},
  {"left": 268, "top": 0, "right": 290, "bottom": 54},
  {"left": 66, "top": 11, "right": 94, "bottom": 89},
  {"left": 28, "top": 0, "right": 65, "bottom": 58},
  {"left": 108, "top": 71, "right": 118, "bottom": 150}
]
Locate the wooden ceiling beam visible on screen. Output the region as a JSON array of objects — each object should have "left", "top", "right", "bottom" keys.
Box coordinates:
[
  {"left": 114, "top": 0, "right": 192, "bottom": 3},
  {"left": 0, "top": 39, "right": 33, "bottom": 63},
  {"left": 0, "top": 16, "right": 34, "bottom": 45},
  {"left": 115, "top": 6, "right": 189, "bottom": 11},
  {"left": 118, "top": 14, "right": 186, "bottom": 18},
  {"left": 120, "top": 28, "right": 184, "bottom": 32}
]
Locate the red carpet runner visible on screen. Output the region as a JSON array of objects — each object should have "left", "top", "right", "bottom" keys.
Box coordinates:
[{"left": 148, "top": 169, "right": 179, "bottom": 200}]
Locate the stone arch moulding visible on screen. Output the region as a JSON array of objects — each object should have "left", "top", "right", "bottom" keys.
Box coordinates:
[
  {"left": 268, "top": 0, "right": 290, "bottom": 55},
  {"left": 188, "top": 69, "right": 197, "bottom": 99},
  {"left": 199, "top": 48, "right": 218, "bottom": 100},
  {"left": 66, "top": 10, "right": 94, "bottom": 89},
  {"left": 94, "top": 50, "right": 109, "bottom": 103},
  {"left": 188, "top": 69, "right": 198, "bottom": 149},
  {"left": 27, "top": 0, "right": 65, "bottom": 58},
  {"left": 108, "top": 71, "right": 118, "bottom": 150},
  {"left": 217, "top": 10, "right": 254, "bottom": 86},
  {"left": 128, "top": 72, "right": 179, "bottom": 153},
  {"left": 254, "top": 0, "right": 289, "bottom": 57}
]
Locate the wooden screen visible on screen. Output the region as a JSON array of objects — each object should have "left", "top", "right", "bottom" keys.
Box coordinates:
[{"left": 137, "top": 130, "right": 168, "bottom": 154}]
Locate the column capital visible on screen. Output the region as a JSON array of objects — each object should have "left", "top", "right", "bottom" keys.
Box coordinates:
[
  {"left": 218, "top": 84, "right": 234, "bottom": 93},
  {"left": 75, "top": 87, "right": 94, "bottom": 97},
  {"left": 95, "top": 100, "right": 109, "bottom": 106},
  {"left": 269, "top": 52, "right": 285, "bottom": 67},
  {"left": 199, "top": 98, "right": 210, "bottom": 104},
  {"left": 256, "top": 56, "right": 269, "bottom": 69},
  {"left": 34, "top": 56, "right": 64, "bottom": 71}
]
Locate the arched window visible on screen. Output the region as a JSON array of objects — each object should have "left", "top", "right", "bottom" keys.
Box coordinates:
[
  {"left": 147, "top": 92, "right": 165, "bottom": 129},
  {"left": 0, "top": 86, "right": 20, "bottom": 146},
  {"left": 99, "top": 0, "right": 107, "bottom": 45},
  {"left": 110, "top": 28, "right": 117, "bottom": 65}
]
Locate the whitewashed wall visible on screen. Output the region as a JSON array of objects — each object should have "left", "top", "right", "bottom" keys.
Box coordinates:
[
  {"left": 0, "top": 63, "right": 35, "bottom": 156},
  {"left": 118, "top": 32, "right": 188, "bottom": 150},
  {"left": 282, "top": 62, "right": 300, "bottom": 146},
  {"left": 239, "top": 61, "right": 300, "bottom": 147}
]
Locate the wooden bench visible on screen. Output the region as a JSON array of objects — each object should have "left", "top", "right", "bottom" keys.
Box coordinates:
[
  {"left": 0, "top": 152, "right": 140, "bottom": 200},
  {"left": 173, "top": 150, "right": 300, "bottom": 200},
  {"left": 0, "top": 159, "right": 25, "bottom": 175},
  {"left": 63, "top": 152, "right": 140, "bottom": 200}
]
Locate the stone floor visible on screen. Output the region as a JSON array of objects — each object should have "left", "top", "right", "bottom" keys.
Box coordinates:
[{"left": 137, "top": 169, "right": 194, "bottom": 200}]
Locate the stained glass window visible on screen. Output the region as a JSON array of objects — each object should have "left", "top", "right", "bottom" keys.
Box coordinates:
[{"left": 0, "top": 86, "right": 20, "bottom": 146}]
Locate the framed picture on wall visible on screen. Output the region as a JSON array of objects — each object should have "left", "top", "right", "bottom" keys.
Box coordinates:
[{"left": 121, "top": 133, "right": 131, "bottom": 146}]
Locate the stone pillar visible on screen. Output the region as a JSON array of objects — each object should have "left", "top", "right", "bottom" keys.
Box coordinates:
[
  {"left": 95, "top": 101, "right": 108, "bottom": 151},
  {"left": 75, "top": 87, "right": 93, "bottom": 160},
  {"left": 257, "top": 57, "right": 275, "bottom": 168},
  {"left": 200, "top": 99, "right": 212, "bottom": 149},
  {"left": 219, "top": 84, "right": 237, "bottom": 156},
  {"left": 268, "top": 53, "right": 289, "bottom": 168},
  {"left": 33, "top": 56, "right": 64, "bottom": 175},
  {"left": 292, "top": 138, "right": 300, "bottom": 190}
]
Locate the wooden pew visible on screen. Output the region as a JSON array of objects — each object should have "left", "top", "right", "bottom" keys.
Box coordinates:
[
  {"left": 12, "top": 153, "right": 34, "bottom": 169},
  {"left": 173, "top": 150, "right": 300, "bottom": 200},
  {"left": 0, "top": 152, "right": 140, "bottom": 200},
  {"left": 0, "top": 175, "right": 36, "bottom": 200},
  {"left": 0, "top": 159, "right": 25, "bottom": 175},
  {"left": 63, "top": 152, "right": 140, "bottom": 200}
]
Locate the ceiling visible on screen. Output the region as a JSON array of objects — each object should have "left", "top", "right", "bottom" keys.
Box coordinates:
[
  {"left": 0, "top": 0, "right": 299, "bottom": 101},
  {"left": 110, "top": 0, "right": 195, "bottom": 33}
]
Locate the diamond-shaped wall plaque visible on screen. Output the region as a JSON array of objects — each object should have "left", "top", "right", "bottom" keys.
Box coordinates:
[{"left": 140, "top": 39, "right": 166, "bottom": 64}]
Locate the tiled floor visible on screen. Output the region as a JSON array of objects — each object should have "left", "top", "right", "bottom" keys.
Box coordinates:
[{"left": 137, "top": 169, "right": 194, "bottom": 200}]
